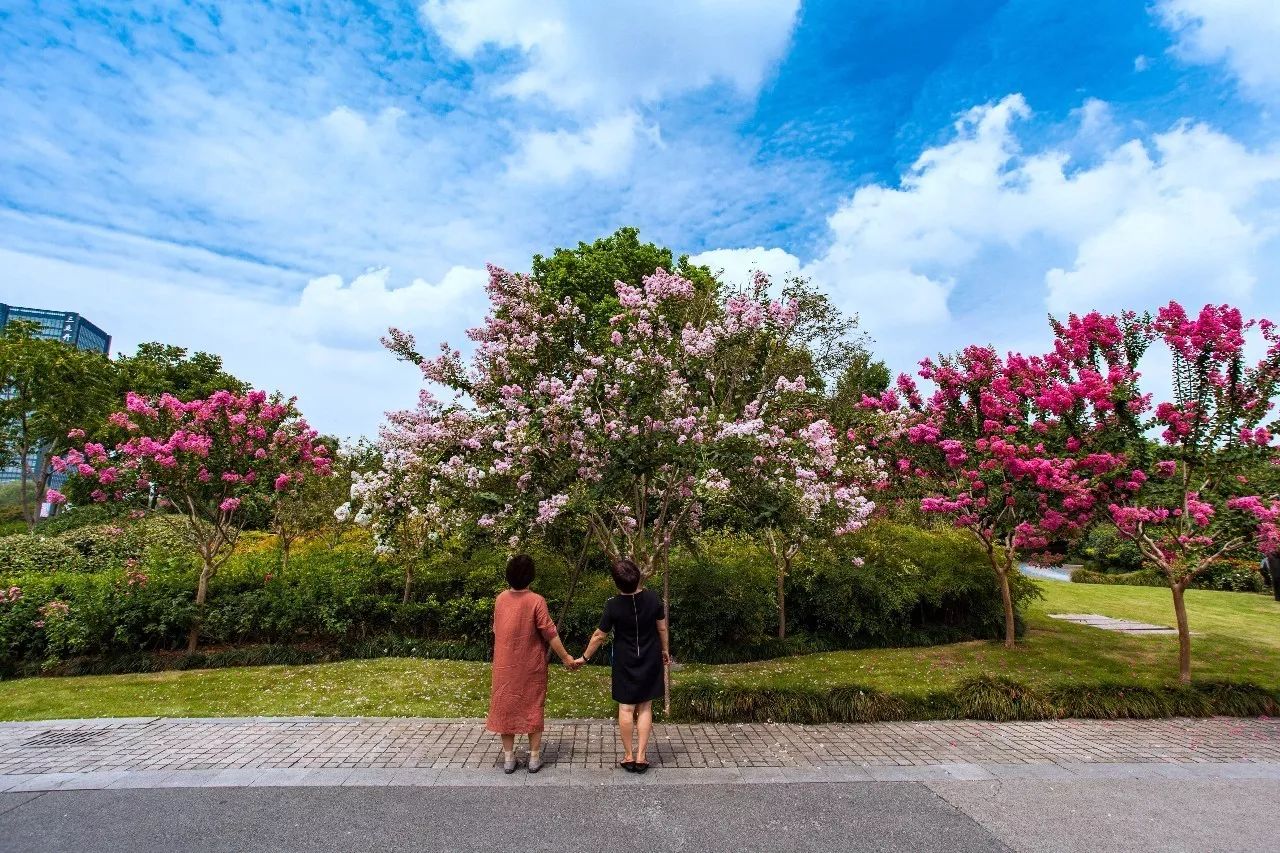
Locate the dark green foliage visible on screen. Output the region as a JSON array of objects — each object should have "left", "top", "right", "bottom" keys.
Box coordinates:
[
  {"left": 32, "top": 503, "right": 135, "bottom": 535},
  {"left": 827, "top": 350, "right": 892, "bottom": 431},
  {"left": 1071, "top": 568, "right": 1169, "bottom": 587},
  {"left": 530, "top": 227, "right": 716, "bottom": 344},
  {"left": 110, "top": 342, "right": 248, "bottom": 403},
  {"left": 1073, "top": 523, "right": 1145, "bottom": 572},
  {"left": 0, "top": 521, "right": 1030, "bottom": 673},
  {"left": 952, "top": 675, "right": 1055, "bottom": 719},
  {"left": 0, "top": 535, "right": 83, "bottom": 573},
  {"left": 790, "top": 522, "right": 1040, "bottom": 647},
  {"left": 670, "top": 677, "right": 1280, "bottom": 724},
  {"left": 1072, "top": 560, "right": 1267, "bottom": 593}
]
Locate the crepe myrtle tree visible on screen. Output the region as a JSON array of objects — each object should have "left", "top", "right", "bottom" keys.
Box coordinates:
[
  {"left": 339, "top": 391, "right": 479, "bottom": 603},
  {"left": 715, "top": 413, "right": 882, "bottom": 639},
  {"left": 381, "top": 265, "right": 879, "bottom": 630},
  {"left": 51, "top": 390, "right": 332, "bottom": 652},
  {"left": 863, "top": 310, "right": 1146, "bottom": 648},
  {"left": 1098, "top": 302, "right": 1280, "bottom": 682}
]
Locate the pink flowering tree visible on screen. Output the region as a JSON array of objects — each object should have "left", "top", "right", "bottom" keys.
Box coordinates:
[
  {"left": 52, "top": 390, "right": 332, "bottom": 652},
  {"left": 340, "top": 391, "right": 479, "bottom": 603},
  {"left": 1098, "top": 302, "right": 1280, "bottom": 682},
  {"left": 381, "top": 266, "right": 880, "bottom": 663},
  {"left": 865, "top": 312, "right": 1144, "bottom": 648},
  {"left": 717, "top": 417, "right": 881, "bottom": 639}
]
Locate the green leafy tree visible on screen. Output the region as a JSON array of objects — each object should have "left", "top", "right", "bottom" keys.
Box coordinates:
[
  {"left": 111, "top": 342, "right": 248, "bottom": 402},
  {"left": 530, "top": 226, "right": 717, "bottom": 343},
  {"left": 0, "top": 322, "right": 113, "bottom": 531},
  {"left": 828, "top": 349, "right": 891, "bottom": 431}
]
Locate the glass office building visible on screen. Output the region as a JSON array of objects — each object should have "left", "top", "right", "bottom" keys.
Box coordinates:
[
  {"left": 0, "top": 304, "right": 112, "bottom": 495},
  {"left": 0, "top": 304, "right": 111, "bottom": 355}
]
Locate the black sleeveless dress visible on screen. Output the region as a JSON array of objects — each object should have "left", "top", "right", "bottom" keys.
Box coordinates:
[{"left": 600, "top": 589, "right": 665, "bottom": 704}]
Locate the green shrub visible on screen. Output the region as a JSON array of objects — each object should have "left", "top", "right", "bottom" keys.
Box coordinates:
[
  {"left": 0, "top": 521, "right": 1035, "bottom": 672},
  {"left": 0, "top": 535, "right": 84, "bottom": 573},
  {"left": 1073, "top": 523, "right": 1145, "bottom": 572},
  {"left": 790, "top": 521, "right": 1039, "bottom": 646},
  {"left": 34, "top": 503, "right": 135, "bottom": 535},
  {"left": 1072, "top": 561, "right": 1267, "bottom": 593},
  {"left": 669, "top": 676, "right": 1280, "bottom": 723},
  {"left": 1071, "top": 567, "right": 1167, "bottom": 587},
  {"left": 1194, "top": 560, "right": 1267, "bottom": 593}
]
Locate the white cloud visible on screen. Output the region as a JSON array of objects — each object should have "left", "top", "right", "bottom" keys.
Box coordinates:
[
  {"left": 696, "top": 94, "right": 1280, "bottom": 376},
  {"left": 805, "top": 95, "right": 1280, "bottom": 319},
  {"left": 420, "top": 0, "right": 801, "bottom": 112},
  {"left": 1, "top": 248, "right": 488, "bottom": 439},
  {"left": 505, "top": 112, "right": 659, "bottom": 183},
  {"left": 295, "top": 266, "right": 489, "bottom": 350},
  {"left": 1158, "top": 0, "right": 1280, "bottom": 103},
  {"left": 689, "top": 247, "right": 801, "bottom": 287}
]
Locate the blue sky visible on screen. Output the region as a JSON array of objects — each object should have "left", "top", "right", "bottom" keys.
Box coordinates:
[{"left": 2, "top": 0, "right": 1279, "bottom": 437}]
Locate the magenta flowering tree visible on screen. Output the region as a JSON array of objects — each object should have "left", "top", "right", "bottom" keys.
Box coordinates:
[
  {"left": 53, "top": 390, "right": 332, "bottom": 652},
  {"left": 1098, "top": 302, "right": 1280, "bottom": 682},
  {"left": 381, "top": 266, "right": 880, "bottom": 638},
  {"left": 866, "top": 312, "right": 1144, "bottom": 648}
]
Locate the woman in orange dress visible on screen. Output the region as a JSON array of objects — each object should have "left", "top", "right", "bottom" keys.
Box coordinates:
[{"left": 486, "top": 554, "right": 578, "bottom": 773}]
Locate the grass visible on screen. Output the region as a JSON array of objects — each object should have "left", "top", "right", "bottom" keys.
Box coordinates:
[{"left": 0, "top": 581, "right": 1277, "bottom": 722}]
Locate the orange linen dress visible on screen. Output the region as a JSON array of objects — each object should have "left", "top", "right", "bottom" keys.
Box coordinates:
[{"left": 486, "top": 589, "right": 558, "bottom": 734}]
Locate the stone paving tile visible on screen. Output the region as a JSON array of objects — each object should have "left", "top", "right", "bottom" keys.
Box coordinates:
[{"left": 1, "top": 716, "right": 1278, "bottom": 784}]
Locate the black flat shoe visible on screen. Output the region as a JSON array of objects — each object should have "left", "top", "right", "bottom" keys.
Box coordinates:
[
  {"left": 620, "top": 761, "right": 637, "bottom": 772},
  {"left": 632, "top": 762, "right": 649, "bottom": 774}
]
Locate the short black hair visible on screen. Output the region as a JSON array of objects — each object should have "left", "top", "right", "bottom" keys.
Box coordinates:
[
  {"left": 506, "top": 554, "right": 535, "bottom": 590},
  {"left": 610, "top": 558, "right": 641, "bottom": 593}
]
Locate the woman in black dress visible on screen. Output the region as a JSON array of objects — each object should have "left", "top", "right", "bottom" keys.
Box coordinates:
[{"left": 576, "top": 558, "right": 670, "bottom": 773}]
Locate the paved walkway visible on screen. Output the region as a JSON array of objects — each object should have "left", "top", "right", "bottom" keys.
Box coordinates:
[{"left": 1, "top": 715, "right": 1278, "bottom": 791}]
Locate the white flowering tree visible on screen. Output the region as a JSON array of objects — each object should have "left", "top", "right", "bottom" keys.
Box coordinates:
[
  {"left": 717, "top": 418, "right": 882, "bottom": 638},
  {"left": 340, "top": 391, "right": 477, "bottom": 603}
]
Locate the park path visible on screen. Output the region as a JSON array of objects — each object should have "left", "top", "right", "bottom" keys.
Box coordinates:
[{"left": 0, "top": 715, "right": 1278, "bottom": 791}]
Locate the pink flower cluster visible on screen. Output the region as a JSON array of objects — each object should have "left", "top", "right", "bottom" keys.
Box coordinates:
[
  {"left": 1227, "top": 496, "right": 1280, "bottom": 553},
  {"left": 377, "top": 264, "right": 881, "bottom": 565},
  {"left": 54, "top": 390, "right": 331, "bottom": 523}
]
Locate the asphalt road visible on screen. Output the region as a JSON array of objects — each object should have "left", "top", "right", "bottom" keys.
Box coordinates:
[
  {"left": 4, "top": 778, "right": 1279, "bottom": 852},
  {"left": 0, "top": 783, "right": 1006, "bottom": 853}
]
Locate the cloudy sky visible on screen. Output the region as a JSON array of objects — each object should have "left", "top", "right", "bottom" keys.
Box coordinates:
[{"left": 3, "top": 0, "right": 1279, "bottom": 438}]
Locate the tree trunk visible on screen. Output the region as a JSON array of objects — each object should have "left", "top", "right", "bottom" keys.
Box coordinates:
[
  {"left": 555, "top": 543, "right": 590, "bottom": 632},
  {"left": 662, "top": 556, "right": 671, "bottom": 715},
  {"left": 776, "top": 554, "right": 789, "bottom": 641},
  {"left": 186, "top": 561, "right": 213, "bottom": 654},
  {"left": 402, "top": 563, "right": 414, "bottom": 605},
  {"left": 997, "top": 566, "right": 1016, "bottom": 649},
  {"left": 1171, "top": 582, "right": 1192, "bottom": 684},
  {"left": 19, "top": 448, "right": 33, "bottom": 533},
  {"left": 280, "top": 540, "right": 290, "bottom": 575}
]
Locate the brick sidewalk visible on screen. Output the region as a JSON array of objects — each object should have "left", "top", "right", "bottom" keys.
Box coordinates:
[{"left": 1, "top": 715, "right": 1278, "bottom": 787}]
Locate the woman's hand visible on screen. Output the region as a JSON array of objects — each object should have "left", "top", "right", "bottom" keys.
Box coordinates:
[
  {"left": 662, "top": 650, "right": 671, "bottom": 665},
  {"left": 564, "top": 656, "right": 584, "bottom": 671}
]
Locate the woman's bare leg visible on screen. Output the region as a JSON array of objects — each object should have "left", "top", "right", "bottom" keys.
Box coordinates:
[
  {"left": 617, "top": 703, "right": 636, "bottom": 762},
  {"left": 635, "top": 702, "right": 654, "bottom": 765},
  {"left": 500, "top": 733, "right": 517, "bottom": 772},
  {"left": 529, "top": 731, "right": 542, "bottom": 753}
]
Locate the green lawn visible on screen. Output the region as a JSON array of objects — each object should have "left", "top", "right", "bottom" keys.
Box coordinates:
[{"left": 0, "top": 581, "right": 1276, "bottom": 722}]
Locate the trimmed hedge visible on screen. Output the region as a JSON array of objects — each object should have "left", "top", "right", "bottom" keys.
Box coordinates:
[
  {"left": 1072, "top": 561, "right": 1268, "bottom": 593},
  {"left": 670, "top": 675, "right": 1280, "bottom": 723},
  {"left": 0, "top": 520, "right": 1036, "bottom": 674}
]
